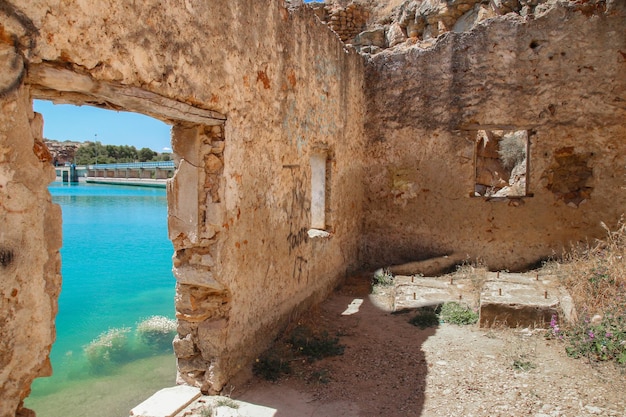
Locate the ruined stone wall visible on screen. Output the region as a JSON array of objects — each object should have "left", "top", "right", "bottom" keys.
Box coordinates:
[
  {"left": 0, "top": 0, "right": 364, "bottom": 414},
  {"left": 0, "top": 86, "right": 62, "bottom": 416},
  {"left": 362, "top": 2, "right": 626, "bottom": 271}
]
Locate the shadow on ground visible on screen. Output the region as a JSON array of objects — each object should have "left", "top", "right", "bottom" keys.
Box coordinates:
[{"left": 235, "top": 273, "right": 438, "bottom": 416}]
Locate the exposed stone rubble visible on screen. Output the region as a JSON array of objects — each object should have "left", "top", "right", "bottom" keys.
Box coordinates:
[
  {"left": 43, "top": 140, "right": 81, "bottom": 165},
  {"left": 308, "top": 2, "right": 370, "bottom": 43},
  {"left": 169, "top": 125, "right": 235, "bottom": 392},
  {"left": 542, "top": 146, "right": 594, "bottom": 208},
  {"left": 307, "top": 0, "right": 614, "bottom": 54}
]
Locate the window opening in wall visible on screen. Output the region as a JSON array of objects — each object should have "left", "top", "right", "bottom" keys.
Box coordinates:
[
  {"left": 25, "top": 100, "right": 177, "bottom": 417},
  {"left": 310, "top": 150, "right": 328, "bottom": 230},
  {"left": 474, "top": 129, "right": 529, "bottom": 198}
]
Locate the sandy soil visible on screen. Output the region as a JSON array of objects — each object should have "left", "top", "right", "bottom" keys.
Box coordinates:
[{"left": 225, "top": 274, "right": 626, "bottom": 417}]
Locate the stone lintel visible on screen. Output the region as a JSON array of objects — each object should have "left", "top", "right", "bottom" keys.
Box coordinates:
[{"left": 27, "top": 64, "right": 226, "bottom": 126}]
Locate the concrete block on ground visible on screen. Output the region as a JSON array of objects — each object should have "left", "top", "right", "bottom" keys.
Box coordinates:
[
  {"left": 479, "top": 280, "right": 559, "bottom": 328},
  {"left": 394, "top": 284, "right": 455, "bottom": 311},
  {"left": 130, "top": 385, "right": 201, "bottom": 417}
]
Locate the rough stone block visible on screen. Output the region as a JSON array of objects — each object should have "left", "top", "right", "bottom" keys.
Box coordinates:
[
  {"left": 174, "top": 265, "right": 221, "bottom": 289},
  {"left": 168, "top": 160, "right": 199, "bottom": 241},
  {"left": 479, "top": 281, "right": 559, "bottom": 328},
  {"left": 173, "top": 334, "right": 198, "bottom": 358},
  {"left": 171, "top": 125, "right": 202, "bottom": 167}
]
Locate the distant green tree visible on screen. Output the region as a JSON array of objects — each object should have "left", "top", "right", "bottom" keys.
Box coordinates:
[
  {"left": 74, "top": 142, "right": 164, "bottom": 164},
  {"left": 120, "top": 145, "right": 138, "bottom": 162},
  {"left": 75, "top": 141, "right": 112, "bottom": 164},
  {"left": 138, "top": 147, "right": 157, "bottom": 162},
  {"left": 155, "top": 153, "right": 171, "bottom": 162}
]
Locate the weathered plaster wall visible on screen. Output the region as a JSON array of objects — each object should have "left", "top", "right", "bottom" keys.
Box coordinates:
[
  {"left": 1, "top": 0, "right": 364, "bottom": 414},
  {"left": 362, "top": 3, "right": 626, "bottom": 271},
  {"left": 0, "top": 85, "right": 62, "bottom": 416}
]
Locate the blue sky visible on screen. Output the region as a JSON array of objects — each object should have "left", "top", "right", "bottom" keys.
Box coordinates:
[{"left": 34, "top": 100, "right": 172, "bottom": 152}]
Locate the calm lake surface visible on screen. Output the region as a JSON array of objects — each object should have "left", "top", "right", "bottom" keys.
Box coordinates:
[{"left": 25, "top": 182, "right": 177, "bottom": 417}]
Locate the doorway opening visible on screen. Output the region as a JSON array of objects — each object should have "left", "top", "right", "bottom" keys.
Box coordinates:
[{"left": 24, "top": 101, "right": 179, "bottom": 417}]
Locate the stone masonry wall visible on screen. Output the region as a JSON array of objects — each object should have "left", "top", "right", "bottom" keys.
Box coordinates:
[
  {"left": 0, "top": 85, "right": 62, "bottom": 416},
  {"left": 1, "top": 0, "right": 364, "bottom": 414},
  {"left": 361, "top": 1, "right": 626, "bottom": 271}
]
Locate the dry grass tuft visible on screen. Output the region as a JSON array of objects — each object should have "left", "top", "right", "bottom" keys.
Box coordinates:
[
  {"left": 552, "top": 220, "right": 626, "bottom": 317},
  {"left": 543, "top": 220, "right": 626, "bottom": 364},
  {"left": 449, "top": 259, "right": 488, "bottom": 305}
]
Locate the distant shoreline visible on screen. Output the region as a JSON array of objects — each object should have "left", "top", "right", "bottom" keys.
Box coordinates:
[{"left": 54, "top": 176, "right": 167, "bottom": 188}]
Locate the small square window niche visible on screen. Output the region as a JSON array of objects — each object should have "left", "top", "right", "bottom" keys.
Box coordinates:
[{"left": 474, "top": 130, "right": 529, "bottom": 198}]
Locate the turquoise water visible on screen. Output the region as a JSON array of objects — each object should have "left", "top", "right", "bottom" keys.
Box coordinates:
[{"left": 25, "top": 182, "right": 177, "bottom": 417}]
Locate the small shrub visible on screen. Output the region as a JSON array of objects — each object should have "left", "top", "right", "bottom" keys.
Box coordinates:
[
  {"left": 215, "top": 397, "right": 239, "bottom": 409},
  {"left": 545, "top": 220, "right": 626, "bottom": 366},
  {"left": 498, "top": 131, "right": 527, "bottom": 169},
  {"left": 136, "top": 315, "right": 177, "bottom": 352},
  {"left": 310, "top": 369, "right": 331, "bottom": 384},
  {"left": 512, "top": 355, "right": 536, "bottom": 372},
  {"left": 439, "top": 302, "right": 479, "bottom": 325},
  {"left": 561, "top": 311, "right": 626, "bottom": 364},
  {"left": 83, "top": 327, "right": 131, "bottom": 372},
  {"left": 449, "top": 260, "right": 488, "bottom": 304},
  {"left": 372, "top": 268, "right": 394, "bottom": 287},
  {"left": 253, "top": 351, "right": 292, "bottom": 381},
  {"left": 290, "top": 326, "right": 344, "bottom": 360},
  {"left": 199, "top": 406, "right": 213, "bottom": 417},
  {"left": 409, "top": 309, "right": 439, "bottom": 329}
]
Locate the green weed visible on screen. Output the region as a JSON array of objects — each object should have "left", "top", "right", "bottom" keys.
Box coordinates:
[
  {"left": 215, "top": 397, "right": 239, "bottom": 409},
  {"left": 512, "top": 356, "right": 536, "bottom": 372},
  {"left": 439, "top": 302, "right": 479, "bottom": 325},
  {"left": 289, "top": 326, "right": 345, "bottom": 360},
  {"left": 253, "top": 351, "right": 292, "bottom": 381},
  {"left": 199, "top": 406, "right": 212, "bottom": 417},
  {"left": 372, "top": 268, "right": 394, "bottom": 287}
]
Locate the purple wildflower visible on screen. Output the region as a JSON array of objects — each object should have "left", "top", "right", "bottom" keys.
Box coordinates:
[{"left": 588, "top": 330, "right": 595, "bottom": 340}]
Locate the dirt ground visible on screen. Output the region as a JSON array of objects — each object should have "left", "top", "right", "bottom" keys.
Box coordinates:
[{"left": 227, "top": 273, "right": 626, "bottom": 417}]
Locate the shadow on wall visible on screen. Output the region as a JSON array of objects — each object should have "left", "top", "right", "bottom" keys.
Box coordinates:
[{"left": 235, "top": 273, "right": 437, "bottom": 416}]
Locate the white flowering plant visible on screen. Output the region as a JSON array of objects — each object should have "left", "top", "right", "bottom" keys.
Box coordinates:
[
  {"left": 83, "top": 327, "right": 131, "bottom": 371},
  {"left": 136, "top": 315, "right": 177, "bottom": 351}
]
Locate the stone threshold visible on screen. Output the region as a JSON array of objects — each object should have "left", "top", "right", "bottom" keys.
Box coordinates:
[{"left": 130, "top": 386, "right": 276, "bottom": 417}]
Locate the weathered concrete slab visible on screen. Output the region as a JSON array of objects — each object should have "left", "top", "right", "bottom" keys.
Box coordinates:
[
  {"left": 394, "top": 282, "right": 458, "bottom": 311},
  {"left": 479, "top": 280, "right": 559, "bottom": 328},
  {"left": 392, "top": 274, "right": 476, "bottom": 311},
  {"left": 390, "top": 271, "right": 572, "bottom": 329},
  {"left": 130, "top": 385, "right": 201, "bottom": 417}
]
